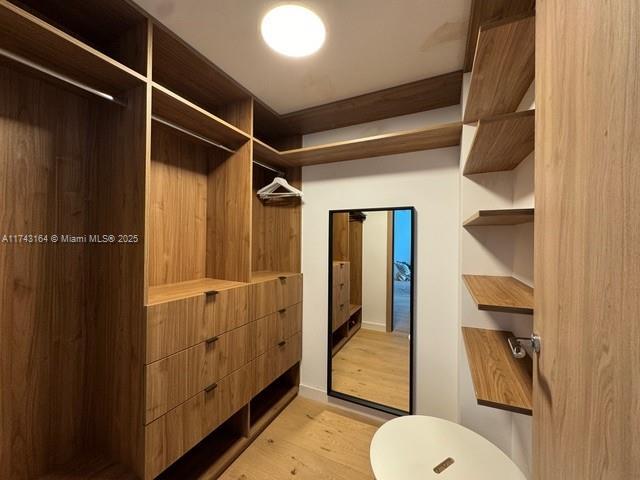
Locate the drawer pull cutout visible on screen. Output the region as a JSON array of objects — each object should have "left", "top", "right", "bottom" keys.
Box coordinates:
[
  {"left": 205, "top": 383, "right": 218, "bottom": 393},
  {"left": 278, "top": 340, "right": 287, "bottom": 347},
  {"left": 204, "top": 290, "right": 219, "bottom": 296},
  {"left": 205, "top": 336, "right": 219, "bottom": 344},
  {"left": 278, "top": 308, "right": 286, "bottom": 313}
]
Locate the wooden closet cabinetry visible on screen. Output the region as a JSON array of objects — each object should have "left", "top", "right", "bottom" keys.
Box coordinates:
[{"left": 332, "top": 261, "right": 351, "bottom": 331}]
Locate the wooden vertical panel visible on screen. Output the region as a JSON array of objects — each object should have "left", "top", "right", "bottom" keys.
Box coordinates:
[
  {"left": 87, "top": 84, "right": 148, "bottom": 477},
  {"left": 349, "top": 220, "right": 363, "bottom": 306},
  {"left": 148, "top": 123, "right": 208, "bottom": 286},
  {"left": 534, "top": 1, "right": 640, "bottom": 478},
  {"left": 0, "top": 65, "right": 93, "bottom": 479},
  {"left": 332, "top": 213, "right": 350, "bottom": 262}
]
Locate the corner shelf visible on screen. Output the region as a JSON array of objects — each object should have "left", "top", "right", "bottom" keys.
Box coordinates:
[
  {"left": 253, "top": 138, "right": 292, "bottom": 168},
  {"left": 463, "top": 208, "right": 534, "bottom": 227},
  {"left": 147, "top": 278, "right": 248, "bottom": 306},
  {"left": 152, "top": 83, "right": 250, "bottom": 150},
  {"left": 463, "top": 110, "right": 535, "bottom": 175},
  {"left": 463, "top": 14, "right": 535, "bottom": 124},
  {"left": 281, "top": 122, "right": 462, "bottom": 166},
  {"left": 462, "top": 327, "right": 532, "bottom": 415},
  {"left": 462, "top": 275, "right": 533, "bottom": 314},
  {"left": 0, "top": 1, "right": 146, "bottom": 96}
]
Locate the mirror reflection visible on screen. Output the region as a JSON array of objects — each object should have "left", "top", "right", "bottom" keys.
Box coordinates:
[{"left": 329, "top": 208, "right": 414, "bottom": 414}]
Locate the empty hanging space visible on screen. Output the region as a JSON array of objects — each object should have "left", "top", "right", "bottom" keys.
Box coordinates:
[
  {"left": 462, "top": 327, "right": 532, "bottom": 415},
  {"left": 463, "top": 275, "right": 534, "bottom": 314},
  {"left": 463, "top": 110, "right": 535, "bottom": 175},
  {"left": 463, "top": 208, "right": 534, "bottom": 227},
  {"left": 0, "top": 0, "right": 148, "bottom": 96},
  {"left": 463, "top": 13, "right": 535, "bottom": 124}
]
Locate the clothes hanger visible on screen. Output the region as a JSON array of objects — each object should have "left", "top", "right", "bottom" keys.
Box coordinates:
[{"left": 257, "top": 176, "right": 303, "bottom": 200}]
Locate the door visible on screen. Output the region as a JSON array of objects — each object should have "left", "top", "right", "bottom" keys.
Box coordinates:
[{"left": 534, "top": 1, "right": 640, "bottom": 478}]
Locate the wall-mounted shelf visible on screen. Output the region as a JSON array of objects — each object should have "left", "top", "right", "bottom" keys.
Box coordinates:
[
  {"left": 253, "top": 138, "right": 292, "bottom": 167},
  {"left": 147, "top": 278, "right": 248, "bottom": 306},
  {"left": 152, "top": 83, "right": 250, "bottom": 150},
  {"left": 462, "top": 327, "right": 532, "bottom": 415},
  {"left": 463, "top": 110, "right": 535, "bottom": 175},
  {"left": 463, "top": 14, "right": 535, "bottom": 124},
  {"left": 0, "top": 1, "right": 146, "bottom": 96},
  {"left": 281, "top": 122, "right": 462, "bottom": 166},
  {"left": 463, "top": 208, "right": 534, "bottom": 227},
  {"left": 462, "top": 275, "right": 533, "bottom": 314}
]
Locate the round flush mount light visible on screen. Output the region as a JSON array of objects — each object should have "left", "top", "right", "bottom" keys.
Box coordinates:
[{"left": 261, "top": 4, "right": 326, "bottom": 57}]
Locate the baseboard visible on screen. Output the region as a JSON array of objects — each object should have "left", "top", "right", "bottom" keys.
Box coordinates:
[{"left": 361, "top": 321, "right": 386, "bottom": 332}]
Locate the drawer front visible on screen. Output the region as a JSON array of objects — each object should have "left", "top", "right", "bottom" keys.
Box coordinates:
[
  {"left": 251, "top": 274, "right": 303, "bottom": 320},
  {"left": 145, "top": 363, "right": 252, "bottom": 479},
  {"left": 332, "top": 263, "right": 350, "bottom": 331},
  {"left": 205, "top": 285, "right": 249, "bottom": 336},
  {"left": 254, "top": 303, "right": 302, "bottom": 357},
  {"left": 146, "top": 295, "right": 206, "bottom": 364},
  {"left": 253, "top": 332, "right": 302, "bottom": 396},
  {"left": 145, "top": 323, "right": 253, "bottom": 423}
]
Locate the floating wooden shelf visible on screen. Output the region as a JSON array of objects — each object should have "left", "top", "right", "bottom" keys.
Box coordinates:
[
  {"left": 463, "top": 110, "right": 535, "bottom": 175},
  {"left": 152, "top": 83, "right": 250, "bottom": 150},
  {"left": 463, "top": 14, "right": 535, "bottom": 124},
  {"left": 463, "top": 275, "right": 533, "bottom": 314},
  {"left": 281, "top": 122, "right": 462, "bottom": 166},
  {"left": 349, "top": 304, "right": 362, "bottom": 317},
  {"left": 462, "top": 327, "right": 532, "bottom": 415},
  {"left": 253, "top": 138, "right": 292, "bottom": 168},
  {"left": 463, "top": 208, "right": 534, "bottom": 227},
  {"left": 147, "top": 278, "right": 248, "bottom": 306},
  {"left": 0, "top": 1, "right": 146, "bottom": 96}
]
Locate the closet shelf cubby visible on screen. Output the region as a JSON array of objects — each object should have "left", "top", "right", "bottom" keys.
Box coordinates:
[
  {"left": 463, "top": 110, "right": 535, "bottom": 175},
  {"left": 147, "top": 278, "right": 248, "bottom": 306},
  {"left": 254, "top": 122, "right": 462, "bottom": 168},
  {"left": 0, "top": 1, "right": 146, "bottom": 96},
  {"left": 462, "top": 327, "right": 533, "bottom": 415},
  {"left": 463, "top": 275, "right": 534, "bottom": 314},
  {"left": 463, "top": 208, "right": 534, "bottom": 227},
  {"left": 349, "top": 304, "right": 362, "bottom": 317},
  {"left": 152, "top": 83, "right": 250, "bottom": 150},
  {"left": 463, "top": 13, "right": 535, "bottom": 124}
]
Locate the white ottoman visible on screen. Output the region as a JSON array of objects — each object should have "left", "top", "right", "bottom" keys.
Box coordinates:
[{"left": 370, "top": 416, "right": 526, "bottom": 479}]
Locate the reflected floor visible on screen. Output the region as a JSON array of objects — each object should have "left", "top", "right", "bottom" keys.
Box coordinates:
[{"left": 332, "top": 328, "right": 410, "bottom": 412}]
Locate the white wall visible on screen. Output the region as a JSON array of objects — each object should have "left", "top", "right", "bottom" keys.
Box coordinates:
[
  {"left": 458, "top": 74, "right": 535, "bottom": 477},
  {"left": 300, "top": 106, "right": 461, "bottom": 421},
  {"left": 361, "top": 211, "right": 388, "bottom": 331}
]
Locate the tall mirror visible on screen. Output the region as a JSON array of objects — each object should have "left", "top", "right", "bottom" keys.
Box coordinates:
[{"left": 328, "top": 207, "right": 414, "bottom": 415}]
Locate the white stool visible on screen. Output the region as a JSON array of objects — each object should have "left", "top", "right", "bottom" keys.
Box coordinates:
[{"left": 370, "top": 416, "right": 526, "bottom": 479}]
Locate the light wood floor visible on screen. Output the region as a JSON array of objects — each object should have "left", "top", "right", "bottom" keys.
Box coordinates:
[
  {"left": 332, "top": 328, "right": 410, "bottom": 411},
  {"left": 221, "top": 396, "right": 381, "bottom": 480}
]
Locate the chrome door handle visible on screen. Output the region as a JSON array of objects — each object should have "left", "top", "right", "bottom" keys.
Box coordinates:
[{"left": 507, "top": 334, "right": 542, "bottom": 358}]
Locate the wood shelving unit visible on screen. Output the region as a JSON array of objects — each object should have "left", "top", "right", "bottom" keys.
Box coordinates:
[
  {"left": 152, "top": 83, "right": 250, "bottom": 150},
  {"left": 463, "top": 110, "right": 535, "bottom": 175},
  {"left": 253, "top": 138, "right": 292, "bottom": 167},
  {"left": 462, "top": 327, "right": 532, "bottom": 415},
  {"left": 0, "top": 1, "right": 146, "bottom": 96},
  {"left": 349, "top": 304, "right": 362, "bottom": 317},
  {"left": 147, "top": 278, "right": 248, "bottom": 305},
  {"left": 463, "top": 275, "right": 534, "bottom": 314},
  {"left": 463, "top": 208, "right": 534, "bottom": 227},
  {"left": 463, "top": 14, "right": 535, "bottom": 124}
]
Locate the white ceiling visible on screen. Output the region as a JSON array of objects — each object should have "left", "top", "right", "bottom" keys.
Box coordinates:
[{"left": 135, "top": 0, "right": 471, "bottom": 114}]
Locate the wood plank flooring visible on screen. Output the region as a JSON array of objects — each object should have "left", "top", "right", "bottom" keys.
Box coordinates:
[
  {"left": 332, "top": 329, "right": 410, "bottom": 412},
  {"left": 221, "top": 397, "right": 381, "bottom": 480}
]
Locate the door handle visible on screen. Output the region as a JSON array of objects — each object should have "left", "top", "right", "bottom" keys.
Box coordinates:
[{"left": 508, "top": 334, "right": 542, "bottom": 358}]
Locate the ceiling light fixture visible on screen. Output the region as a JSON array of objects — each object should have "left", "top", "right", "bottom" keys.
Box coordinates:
[{"left": 261, "top": 4, "right": 326, "bottom": 57}]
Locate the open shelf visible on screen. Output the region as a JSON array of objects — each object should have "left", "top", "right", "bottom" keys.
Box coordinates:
[
  {"left": 463, "top": 14, "right": 535, "bottom": 124},
  {"left": 250, "top": 373, "right": 299, "bottom": 436},
  {"left": 463, "top": 110, "right": 535, "bottom": 175},
  {"left": 349, "top": 304, "right": 362, "bottom": 317},
  {"left": 281, "top": 122, "right": 462, "bottom": 166},
  {"left": 463, "top": 208, "right": 534, "bottom": 227},
  {"left": 253, "top": 138, "right": 293, "bottom": 168},
  {"left": 152, "top": 83, "right": 250, "bottom": 150},
  {"left": 0, "top": 1, "right": 146, "bottom": 96},
  {"left": 463, "top": 275, "right": 533, "bottom": 314},
  {"left": 148, "top": 278, "right": 248, "bottom": 306},
  {"left": 462, "top": 327, "right": 532, "bottom": 415},
  {"left": 250, "top": 270, "right": 299, "bottom": 283}
]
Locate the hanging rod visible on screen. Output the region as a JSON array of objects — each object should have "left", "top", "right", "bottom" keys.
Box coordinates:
[
  {"left": 253, "top": 159, "right": 285, "bottom": 177},
  {"left": 0, "top": 47, "right": 127, "bottom": 107},
  {"left": 151, "top": 115, "right": 236, "bottom": 154}
]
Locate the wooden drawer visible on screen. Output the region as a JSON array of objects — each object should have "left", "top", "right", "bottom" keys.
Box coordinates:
[
  {"left": 253, "top": 332, "right": 302, "bottom": 396},
  {"left": 332, "top": 262, "right": 350, "bottom": 331},
  {"left": 251, "top": 274, "right": 303, "bottom": 320},
  {"left": 253, "top": 303, "right": 302, "bottom": 358},
  {"left": 146, "top": 285, "right": 249, "bottom": 363},
  {"left": 145, "top": 323, "right": 253, "bottom": 423},
  {"left": 145, "top": 363, "right": 252, "bottom": 479}
]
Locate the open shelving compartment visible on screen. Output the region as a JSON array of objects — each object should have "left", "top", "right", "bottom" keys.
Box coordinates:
[
  {"left": 463, "top": 275, "right": 534, "bottom": 315},
  {"left": 463, "top": 208, "right": 534, "bottom": 227}
]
